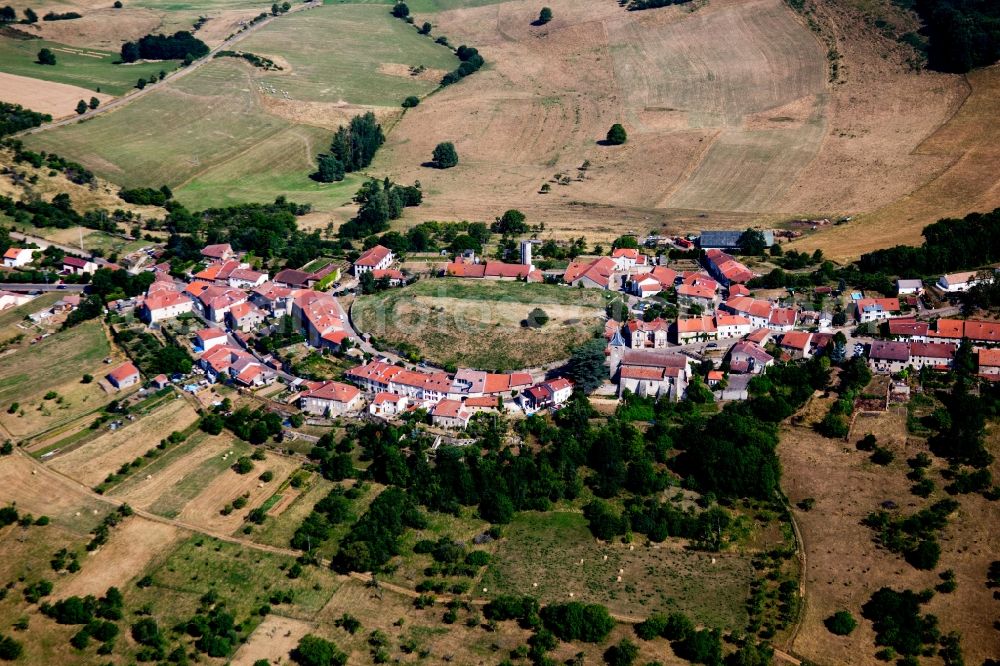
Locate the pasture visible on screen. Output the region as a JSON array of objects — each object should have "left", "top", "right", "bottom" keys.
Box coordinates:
[
  {"left": 481, "top": 510, "right": 753, "bottom": 629},
  {"left": 0, "top": 36, "right": 174, "bottom": 96},
  {"left": 23, "top": 3, "right": 458, "bottom": 212},
  {"left": 0, "top": 320, "right": 121, "bottom": 441},
  {"left": 779, "top": 414, "right": 1000, "bottom": 665},
  {"left": 353, "top": 278, "right": 609, "bottom": 370}
]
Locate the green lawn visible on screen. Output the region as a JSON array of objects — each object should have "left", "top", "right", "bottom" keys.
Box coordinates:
[{"left": 0, "top": 37, "right": 177, "bottom": 96}]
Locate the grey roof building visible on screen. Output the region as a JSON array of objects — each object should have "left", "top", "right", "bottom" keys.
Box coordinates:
[{"left": 698, "top": 230, "right": 775, "bottom": 250}]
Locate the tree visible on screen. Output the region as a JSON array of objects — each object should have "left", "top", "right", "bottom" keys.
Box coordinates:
[
  {"left": 312, "top": 154, "right": 344, "bottom": 183},
  {"left": 737, "top": 228, "right": 767, "bottom": 255},
  {"left": 491, "top": 209, "right": 527, "bottom": 235},
  {"left": 537, "top": 7, "right": 553, "bottom": 24},
  {"left": 359, "top": 271, "right": 376, "bottom": 295},
  {"left": 136, "top": 78, "right": 147, "bottom": 89},
  {"left": 391, "top": 2, "right": 409, "bottom": 19},
  {"left": 418, "top": 21, "right": 431, "bottom": 34},
  {"left": 604, "top": 638, "right": 638, "bottom": 666},
  {"left": 825, "top": 610, "right": 857, "bottom": 636},
  {"left": 113, "top": 0, "right": 122, "bottom": 7},
  {"left": 24, "top": 7, "right": 37, "bottom": 23},
  {"left": 525, "top": 307, "right": 549, "bottom": 328},
  {"left": 612, "top": 235, "right": 638, "bottom": 250},
  {"left": 0, "top": 6, "right": 15, "bottom": 22},
  {"left": 0, "top": 635, "right": 23, "bottom": 660},
  {"left": 605, "top": 123, "right": 627, "bottom": 145},
  {"left": 401, "top": 95, "right": 420, "bottom": 108},
  {"left": 75, "top": 100, "right": 87, "bottom": 114},
  {"left": 432, "top": 141, "right": 458, "bottom": 168},
  {"left": 37, "top": 48, "right": 56, "bottom": 65},
  {"left": 566, "top": 338, "right": 607, "bottom": 393},
  {"left": 88, "top": 97, "right": 100, "bottom": 110}
]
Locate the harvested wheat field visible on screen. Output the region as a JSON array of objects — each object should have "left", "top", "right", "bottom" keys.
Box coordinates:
[
  {"left": 0, "top": 454, "right": 106, "bottom": 531},
  {"left": 175, "top": 451, "right": 299, "bottom": 535},
  {"left": 0, "top": 71, "right": 112, "bottom": 117},
  {"left": 48, "top": 397, "right": 200, "bottom": 488},
  {"left": 779, "top": 414, "right": 1000, "bottom": 665},
  {"left": 230, "top": 615, "right": 315, "bottom": 666},
  {"left": 55, "top": 516, "right": 183, "bottom": 599}
]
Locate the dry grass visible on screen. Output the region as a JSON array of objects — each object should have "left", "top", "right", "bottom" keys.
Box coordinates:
[
  {"left": 353, "top": 278, "right": 608, "bottom": 371},
  {"left": 0, "top": 70, "right": 113, "bottom": 118},
  {"left": 231, "top": 614, "right": 315, "bottom": 666},
  {"left": 54, "top": 515, "right": 183, "bottom": 599},
  {"left": 780, "top": 412, "right": 1000, "bottom": 664},
  {"left": 48, "top": 396, "right": 199, "bottom": 488},
  {"left": 0, "top": 454, "right": 106, "bottom": 531},
  {"left": 176, "top": 451, "right": 299, "bottom": 535},
  {"left": 790, "top": 64, "right": 1000, "bottom": 261}
]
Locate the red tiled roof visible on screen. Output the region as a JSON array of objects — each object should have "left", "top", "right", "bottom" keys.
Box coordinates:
[
  {"left": 355, "top": 245, "right": 392, "bottom": 267},
  {"left": 201, "top": 243, "right": 232, "bottom": 259},
  {"left": 108, "top": 361, "right": 139, "bottom": 382},
  {"left": 677, "top": 283, "right": 715, "bottom": 300},
  {"left": 195, "top": 328, "right": 227, "bottom": 342},
  {"left": 371, "top": 269, "right": 404, "bottom": 280},
  {"left": 372, "top": 391, "right": 404, "bottom": 405},
  {"left": 676, "top": 315, "right": 717, "bottom": 334},
  {"left": 464, "top": 396, "right": 498, "bottom": 408},
  {"left": 432, "top": 398, "right": 464, "bottom": 418},
  {"left": 143, "top": 289, "right": 189, "bottom": 312},
  {"left": 910, "top": 342, "right": 956, "bottom": 359},
  {"left": 306, "top": 381, "right": 360, "bottom": 403},
  {"left": 545, "top": 378, "right": 573, "bottom": 392},
  {"left": 63, "top": 256, "right": 91, "bottom": 269},
  {"left": 780, "top": 330, "right": 812, "bottom": 350},
  {"left": 484, "top": 262, "right": 532, "bottom": 279},
  {"left": 888, "top": 318, "right": 929, "bottom": 337},
  {"left": 446, "top": 261, "right": 487, "bottom": 278},
  {"left": 978, "top": 349, "right": 1000, "bottom": 367},
  {"left": 564, "top": 257, "right": 615, "bottom": 287},
  {"left": 620, "top": 366, "right": 666, "bottom": 380}
]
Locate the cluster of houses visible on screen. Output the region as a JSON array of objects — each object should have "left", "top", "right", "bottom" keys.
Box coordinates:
[
  {"left": 4, "top": 246, "right": 101, "bottom": 275},
  {"left": 873, "top": 317, "right": 1000, "bottom": 377},
  {"left": 293, "top": 360, "right": 574, "bottom": 429}
]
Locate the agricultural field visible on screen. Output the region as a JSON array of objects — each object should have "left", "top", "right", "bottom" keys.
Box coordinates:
[
  {"left": 779, "top": 408, "right": 1000, "bottom": 665},
  {"left": 47, "top": 395, "right": 199, "bottom": 488},
  {"left": 0, "top": 319, "right": 123, "bottom": 442},
  {"left": 482, "top": 510, "right": 754, "bottom": 629},
  {"left": 22, "top": 2, "right": 459, "bottom": 211},
  {"left": 0, "top": 36, "right": 174, "bottom": 96},
  {"left": 353, "top": 278, "right": 610, "bottom": 370}
]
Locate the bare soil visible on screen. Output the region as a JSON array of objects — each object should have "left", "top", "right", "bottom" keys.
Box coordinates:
[{"left": 230, "top": 614, "right": 314, "bottom": 666}]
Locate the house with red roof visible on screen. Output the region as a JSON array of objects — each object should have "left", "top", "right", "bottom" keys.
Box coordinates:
[
  {"left": 887, "top": 318, "right": 929, "bottom": 342},
  {"left": 3, "top": 248, "right": 36, "bottom": 268},
  {"left": 194, "top": 327, "right": 228, "bottom": 352},
  {"left": 855, "top": 297, "right": 901, "bottom": 324},
  {"left": 672, "top": 315, "right": 717, "bottom": 344},
  {"left": 625, "top": 318, "right": 670, "bottom": 348},
  {"left": 728, "top": 284, "right": 751, "bottom": 298},
  {"left": 370, "top": 269, "right": 405, "bottom": 287},
  {"left": 227, "top": 302, "right": 266, "bottom": 333},
  {"left": 767, "top": 307, "right": 799, "bottom": 332},
  {"left": 140, "top": 286, "right": 193, "bottom": 323},
  {"left": 62, "top": 256, "right": 98, "bottom": 275},
  {"left": 715, "top": 314, "right": 752, "bottom": 339},
  {"left": 250, "top": 283, "right": 294, "bottom": 316},
  {"left": 201, "top": 244, "right": 234, "bottom": 261},
  {"left": 300, "top": 381, "right": 363, "bottom": 416},
  {"left": 611, "top": 248, "right": 648, "bottom": 270},
  {"left": 291, "top": 290, "right": 349, "bottom": 350},
  {"left": 909, "top": 342, "right": 956, "bottom": 370},
  {"left": 613, "top": 349, "right": 690, "bottom": 401},
  {"left": 369, "top": 391, "right": 409, "bottom": 417},
  {"left": 517, "top": 377, "right": 574, "bottom": 413},
  {"left": 564, "top": 257, "right": 616, "bottom": 289},
  {"left": 346, "top": 360, "right": 405, "bottom": 393},
  {"left": 978, "top": 348, "right": 1000, "bottom": 377},
  {"left": 353, "top": 245, "right": 394, "bottom": 276},
  {"left": 704, "top": 249, "right": 755, "bottom": 285},
  {"left": 727, "top": 340, "right": 773, "bottom": 375},
  {"left": 197, "top": 285, "right": 248, "bottom": 322},
  {"left": 630, "top": 275, "right": 664, "bottom": 298},
  {"left": 107, "top": 361, "right": 140, "bottom": 389},
  {"left": 431, "top": 398, "right": 472, "bottom": 429},
  {"left": 723, "top": 296, "right": 773, "bottom": 328},
  {"left": 227, "top": 267, "right": 268, "bottom": 289},
  {"left": 779, "top": 330, "right": 813, "bottom": 359}
]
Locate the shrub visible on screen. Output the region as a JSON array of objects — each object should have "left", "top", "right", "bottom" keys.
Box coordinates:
[
  {"left": 824, "top": 610, "right": 857, "bottom": 636},
  {"left": 233, "top": 457, "right": 253, "bottom": 474},
  {"left": 537, "top": 7, "right": 553, "bottom": 24},
  {"left": 402, "top": 96, "right": 420, "bottom": 108},
  {"left": 605, "top": 123, "right": 627, "bottom": 145},
  {"left": 432, "top": 142, "right": 458, "bottom": 168}
]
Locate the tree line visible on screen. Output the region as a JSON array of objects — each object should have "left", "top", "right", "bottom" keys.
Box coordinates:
[
  {"left": 336, "top": 178, "right": 422, "bottom": 240},
  {"left": 0, "top": 103, "right": 50, "bottom": 137},
  {"left": 908, "top": 0, "right": 1000, "bottom": 72},
  {"left": 120, "top": 31, "right": 208, "bottom": 63}
]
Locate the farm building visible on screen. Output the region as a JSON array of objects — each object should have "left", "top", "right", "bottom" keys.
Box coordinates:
[
  {"left": 697, "top": 230, "right": 774, "bottom": 250},
  {"left": 353, "top": 245, "right": 394, "bottom": 275},
  {"left": 107, "top": 362, "right": 140, "bottom": 389}
]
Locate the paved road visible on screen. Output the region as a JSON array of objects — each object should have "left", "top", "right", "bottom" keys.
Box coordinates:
[{"left": 15, "top": 0, "right": 322, "bottom": 134}]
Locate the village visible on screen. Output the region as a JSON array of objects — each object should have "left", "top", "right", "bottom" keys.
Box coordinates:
[{"left": 2, "top": 226, "right": 996, "bottom": 435}]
